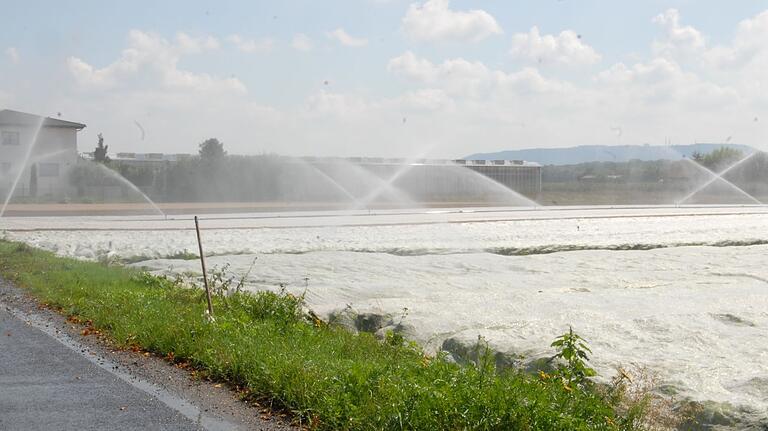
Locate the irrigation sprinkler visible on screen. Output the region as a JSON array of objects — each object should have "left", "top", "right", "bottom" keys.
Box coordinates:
[{"left": 194, "top": 216, "right": 215, "bottom": 319}]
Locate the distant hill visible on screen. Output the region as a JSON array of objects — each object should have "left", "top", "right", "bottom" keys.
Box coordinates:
[{"left": 465, "top": 144, "right": 756, "bottom": 165}]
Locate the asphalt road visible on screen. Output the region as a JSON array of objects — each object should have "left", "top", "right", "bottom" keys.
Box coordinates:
[{"left": 0, "top": 305, "right": 232, "bottom": 431}]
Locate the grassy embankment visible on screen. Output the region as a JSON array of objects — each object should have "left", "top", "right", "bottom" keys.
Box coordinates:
[{"left": 0, "top": 240, "right": 648, "bottom": 430}]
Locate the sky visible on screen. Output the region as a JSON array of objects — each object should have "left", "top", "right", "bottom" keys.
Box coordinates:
[{"left": 1, "top": 0, "right": 767, "bottom": 158}]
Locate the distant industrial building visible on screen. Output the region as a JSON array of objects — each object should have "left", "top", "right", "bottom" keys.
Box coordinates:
[
  {"left": 0, "top": 109, "right": 84, "bottom": 198},
  {"left": 454, "top": 159, "right": 542, "bottom": 197},
  {"left": 111, "top": 152, "right": 193, "bottom": 167},
  {"left": 300, "top": 157, "right": 542, "bottom": 202},
  {"left": 108, "top": 153, "right": 542, "bottom": 202}
]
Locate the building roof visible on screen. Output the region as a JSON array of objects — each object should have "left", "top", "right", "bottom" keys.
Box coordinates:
[
  {"left": 297, "top": 156, "right": 542, "bottom": 167},
  {"left": 0, "top": 109, "right": 86, "bottom": 129},
  {"left": 113, "top": 153, "right": 192, "bottom": 162}
]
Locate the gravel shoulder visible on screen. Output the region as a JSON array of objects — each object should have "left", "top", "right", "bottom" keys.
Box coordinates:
[{"left": 0, "top": 279, "right": 296, "bottom": 431}]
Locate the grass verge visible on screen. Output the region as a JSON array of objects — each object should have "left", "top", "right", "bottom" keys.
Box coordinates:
[{"left": 0, "top": 240, "right": 646, "bottom": 430}]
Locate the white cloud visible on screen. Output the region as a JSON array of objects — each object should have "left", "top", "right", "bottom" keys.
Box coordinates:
[
  {"left": 67, "top": 30, "right": 244, "bottom": 94},
  {"left": 176, "top": 33, "right": 220, "bottom": 53},
  {"left": 396, "top": 88, "right": 454, "bottom": 111},
  {"left": 327, "top": 28, "right": 368, "bottom": 47},
  {"left": 651, "top": 8, "right": 768, "bottom": 70},
  {"left": 597, "top": 58, "right": 679, "bottom": 86},
  {"left": 652, "top": 9, "right": 706, "bottom": 60},
  {"left": 705, "top": 10, "right": 768, "bottom": 68},
  {"left": 596, "top": 58, "right": 737, "bottom": 109},
  {"left": 388, "top": 51, "right": 564, "bottom": 98},
  {"left": 648, "top": 9, "right": 768, "bottom": 108},
  {"left": 5, "top": 47, "right": 19, "bottom": 65},
  {"left": 387, "top": 51, "right": 441, "bottom": 81},
  {"left": 227, "top": 34, "right": 275, "bottom": 54},
  {"left": 402, "top": 0, "right": 502, "bottom": 43},
  {"left": 58, "top": 29, "right": 277, "bottom": 155},
  {"left": 385, "top": 46, "right": 755, "bottom": 152},
  {"left": 510, "top": 27, "right": 601, "bottom": 66},
  {"left": 388, "top": 51, "right": 496, "bottom": 98},
  {"left": 304, "top": 90, "right": 369, "bottom": 117},
  {"left": 292, "top": 33, "right": 313, "bottom": 52}
]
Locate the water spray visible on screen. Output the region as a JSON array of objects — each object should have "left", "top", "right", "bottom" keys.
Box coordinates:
[
  {"left": 677, "top": 153, "right": 762, "bottom": 205},
  {"left": 0, "top": 117, "right": 45, "bottom": 218},
  {"left": 88, "top": 162, "right": 167, "bottom": 218}
]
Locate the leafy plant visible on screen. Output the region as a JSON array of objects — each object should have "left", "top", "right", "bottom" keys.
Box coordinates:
[
  {"left": 206, "top": 258, "right": 257, "bottom": 308},
  {"left": 207, "top": 262, "right": 235, "bottom": 302},
  {"left": 551, "top": 326, "right": 597, "bottom": 389},
  {"left": 384, "top": 329, "right": 405, "bottom": 347},
  {"left": 234, "top": 286, "right": 305, "bottom": 325}
]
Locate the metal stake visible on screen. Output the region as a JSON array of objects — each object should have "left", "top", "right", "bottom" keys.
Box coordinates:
[{"left": 194, "top": 216, "right": 214, "bottom": 318}]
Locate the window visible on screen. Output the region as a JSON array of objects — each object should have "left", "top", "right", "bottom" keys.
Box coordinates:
[
  {"left": 1, "top": 131, "right": 20, "bottom": 146},
  {"left": 0, "top": 162, "right": 11, "bottom": 174},
  {"left": 38, "top": 162, "right": 60, "bottom": 177}
]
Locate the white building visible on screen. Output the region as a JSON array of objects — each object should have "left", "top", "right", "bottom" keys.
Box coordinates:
[{"left": 0, "top": 109, "right": 85, "bottom": 198}]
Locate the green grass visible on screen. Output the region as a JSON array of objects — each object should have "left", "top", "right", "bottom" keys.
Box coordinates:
[{"left": 0, "top": 240, "right": 644, "bottom": 430}]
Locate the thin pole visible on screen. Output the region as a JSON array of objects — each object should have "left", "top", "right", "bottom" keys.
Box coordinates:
[{"left": 194, "top": 216, "right": 214, "bottom": 318}]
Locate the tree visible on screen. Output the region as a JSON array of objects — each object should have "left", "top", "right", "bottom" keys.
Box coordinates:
[
  {"left": 199, "top": 138, "right": 226, "bottom": 162},
  {"left": 94, "top": 133, "right": 109, "bottom": 163},
  {"left": 700, "top": 147, "right": 743, "bottom": 171},
  {"left": 691, "top": 151, "right": 703, "bottom": 162}
]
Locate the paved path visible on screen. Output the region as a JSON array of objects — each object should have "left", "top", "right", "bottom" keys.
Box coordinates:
[{"left": 0, "top": 305, "right": 233, "bottom": 431}]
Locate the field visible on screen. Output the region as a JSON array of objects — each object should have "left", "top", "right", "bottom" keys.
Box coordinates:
[{"left": 3, "top": 204, "right": 768, "bottom": 428}]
